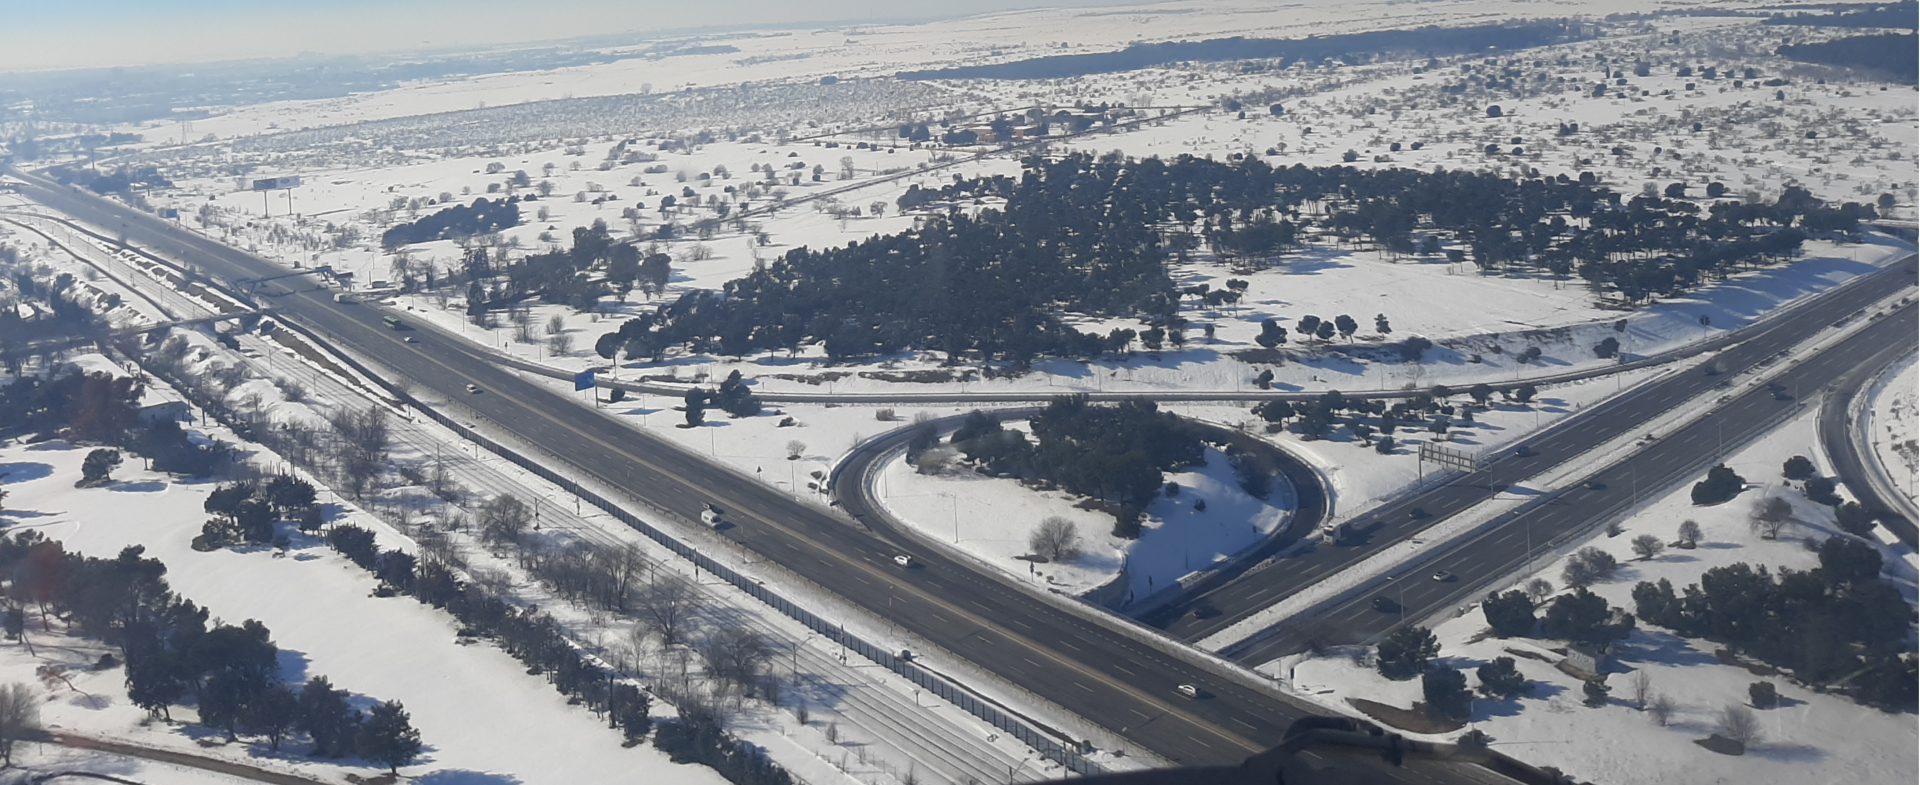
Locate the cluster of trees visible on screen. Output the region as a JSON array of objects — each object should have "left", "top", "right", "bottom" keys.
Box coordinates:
[
  {"left": 194, "top": 475, "right": 320, "bottom": 550},
  {"left": 379, "top": 196, "right": 523, "bottom": 249},
  {"left": 581, "top": 149, "right": 1862, "bottom": 364},
  {"left": 1691, "top": 463, "right": 1746, "bottom": 505},
  {"left": 1630, "top": 535, "right": 1916, "bottom": 710},
  {"left": 1250, "top": 383, "right": 1535, "bottom": 453},
  {"left": 1374, "top": 624, "right": 1533, "bottom": 722},
  {"left": 0, "top": 367, "right": 223, "bottom": 478},
  {"left": 0, "top": 532, "right": 421, "bottom": 771},
  {"left": 944, "top": 398, "right": 1202, "bottom": 537},
  {"left": 682, "top": 370, "right": 763, "bottom": 426},
  {"left": 1776, "top": 34, "right": 1919, "bottom": 83},
  {"left": 47, "top": 164, "right": 173, "bottom": 196}
]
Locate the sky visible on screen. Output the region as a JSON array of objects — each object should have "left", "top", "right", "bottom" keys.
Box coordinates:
[{"left": 0, "top": 0, "right": 1139, "bottom": 72}]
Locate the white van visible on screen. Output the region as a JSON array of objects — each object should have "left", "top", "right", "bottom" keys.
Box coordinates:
[{"left": 699, "top": 504, "right": 724, "bottom": 526}]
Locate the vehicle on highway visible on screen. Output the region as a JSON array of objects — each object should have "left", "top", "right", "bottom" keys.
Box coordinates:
[
  {"left": 1513, "top": 445, "right": 1533, "bottom": 457},
  {"left": 333, "top": 292, "right": 354, "bottom": 303},
  {"left": 893, "top": 554, "right": 914, "bottom": 567},
  {"left": 1409, "top": 507, "right": 1430, "bottom": 519},
  {"left": 700, "top": 504, "right": 724, "bottom": 526},
  {"left": 1431, "top": 570, "right": 1455, "bottom": 582},
  {"left": 382, "top": 315, "right": 402, "bottom": 330},
  {"left": 403, "top": 336, "right": 416, "bottom": 343},
  {"left": 1584, "top": 480, "right": 1606, "bottom": 490},
  {"left": 465, "top": 383, "right": 481, "bottom": 394},
  {"left": 1176, "top": 684, "right": 1200, "bottom": 699},
  {"left": 1370, "top": 596, "right": 1398, "bottom": 612}
]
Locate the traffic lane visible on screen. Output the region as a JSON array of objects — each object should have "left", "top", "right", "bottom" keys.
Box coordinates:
[
  {"left": 1171, "top": 279, "right": 1916, "bottom": 641},
  {"left": 286, "top": 294, "right": 1308, "bottom": 767},
  {"left": 1287, "top": 305, "right": 1919, "bottom": 651}
]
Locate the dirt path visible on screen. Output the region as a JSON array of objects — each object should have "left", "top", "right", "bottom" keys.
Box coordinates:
[{"left": 39, "top": 732, "right": 345, "bottom": 785}]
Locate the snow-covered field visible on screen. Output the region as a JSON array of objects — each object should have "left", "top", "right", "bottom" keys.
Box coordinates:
[
  {"left": 1270, "top": 409, "right": 1919, "bottom": 785},
  {"left": 0, "top": 437, "right": 730, "bottom": 785}
]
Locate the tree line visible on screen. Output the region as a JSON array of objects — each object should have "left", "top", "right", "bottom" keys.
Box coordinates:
[
  {"left": 380, "top": 196, "right": 524, "bottom": 249},
  {"left": 0, "top": 532, "right": 422, "bottom": 773}
]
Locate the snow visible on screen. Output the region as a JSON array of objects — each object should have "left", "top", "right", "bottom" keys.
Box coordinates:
[
  {"left": 874, "top": 442, "right": 1291, "bottom": 599},
  {"left": 0, "top": 439, "right": 730, "bottom": 785},
  {"left": 1268, "top": 408, "right": 1919, "bottom": 785},
  {"left": 1867, "top": 356, "right": 1918, "bottom": 512}
]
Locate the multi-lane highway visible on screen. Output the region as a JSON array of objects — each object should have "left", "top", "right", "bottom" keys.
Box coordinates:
[
  {"left": 12, "top": 169, "right": 1913, "bottom": 781},
  {"left": 1149, "top": 257, "right": 1917, "bottom": 646},
  {"left": 1818, "top": 339, "right": 1919, "bottom": 545},
  {"left": 6, "top": 173, "right": 1518, "bottom": 781}
]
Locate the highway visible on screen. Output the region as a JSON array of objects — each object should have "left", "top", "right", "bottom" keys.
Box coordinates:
[
  {"left": 1230, "top": 303, "right": 1918, "bottom": 663},
  {"left": 1817, "top": 328, "right": 1919, "bottom": 545},
  {"left": 1145, "top": 257, "right": 1917, "bottom": 646},
  {"left": 6, "top": 174, "right": 1515, "bottom": 781}
]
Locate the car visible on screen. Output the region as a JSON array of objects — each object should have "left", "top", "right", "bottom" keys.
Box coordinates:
[
  {"left": 699, "top": 504, "right": 724, "bottom": 526},
  {"left": 1176, "top": 684, "right": 1200, "bottom": 699},
  {"left": 1514, "top": 445, "right": 1533, "bottom": 457},
  {"left": 893, "top": 554, "right": 914, "bottom": 568},
  {"left": 1370, "top": 596, "right": 1399, "bottom": 612},
  {"left": 1772, "top": 390, "right": 1793, "bottom": 401},
  {"left": 1432, "top": 570, "right": 1455, "bottom": 582},
  {"left": 1409, "top": 508, "right": 1430, "bottom": 519},
  {"left": 1584, "top": 480, "right": 1606, "bottom": 491},
  {"left": 403, "top": 336, "right": 416, "bottom": 343},
  {"left": 465, "top": 383, "right": 481, "bottom": 394}
]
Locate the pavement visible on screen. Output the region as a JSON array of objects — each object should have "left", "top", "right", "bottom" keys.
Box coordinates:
[
  {"left": 6, "top": 173, "right": 1512, "bottom": 780},
  {"left": 1817, "top": 328, "right": 1919, "bottom": 545}
]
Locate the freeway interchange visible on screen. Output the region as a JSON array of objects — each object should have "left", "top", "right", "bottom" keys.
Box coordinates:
[{"left": 9, "top": 169, "right": 1915, "bottom": 782}]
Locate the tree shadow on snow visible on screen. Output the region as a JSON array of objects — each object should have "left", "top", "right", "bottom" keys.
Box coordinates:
[
  {"left": 1747, "top": 742, "right": 1826, "bottom": 763},
  {"left": 275, "top": 649, "right": 312, "bottom": 685},
  {"left": 1617, "top": 631, "right": 1717, "bottom": 667},
  {"left": 108, "top": 480, "right": 167, "bottom": 493},
  {"left": 0, "top": 462, "right": 53, "bottom": 483},
  {"left": 413, "top": 770, "right": 523, "bottom": 785}
]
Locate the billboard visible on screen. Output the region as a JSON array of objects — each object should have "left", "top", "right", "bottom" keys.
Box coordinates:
[{"left": 250, "top": 176, "right": 302, "bottom": 190}]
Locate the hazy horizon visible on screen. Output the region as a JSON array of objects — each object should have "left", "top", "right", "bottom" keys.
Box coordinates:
[{"left": 2, "top": 0, "right": 1145, "bottom": 73}]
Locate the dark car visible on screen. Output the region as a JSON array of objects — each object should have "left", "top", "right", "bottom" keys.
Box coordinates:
[
  {"left": 1371, "top": 596, "right": 1399, "bottom": 612},
  {"left": 1410, "top": 508, "right": 1430, "bottom": 519},
  {"left": 1584, "top": 480, "right": 1606, "bottom": 491}
]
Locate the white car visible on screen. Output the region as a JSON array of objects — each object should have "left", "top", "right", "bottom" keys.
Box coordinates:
[
  {"left": 1176, "top": 684, "right": 1200, "bottom": 699},
  {"left": 465, "top": 383, "right": 481, "bottom": 394},
  {"left": 893, "top": 554, "right": 914, "bottom": 568}
]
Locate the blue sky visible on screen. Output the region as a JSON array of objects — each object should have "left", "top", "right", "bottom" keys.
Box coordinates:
[{"left": 1, "top": 0, "right": 1126, "bottom": 72}]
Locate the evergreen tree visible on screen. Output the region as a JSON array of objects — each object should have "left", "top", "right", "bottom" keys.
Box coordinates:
[
  {"left": 1481, "top": 591, "right": 1536, "bottom": 638},
  {"left": 356, "top": 700, "right": 423, "bottom": 774},
  {"left": 1423, "top": 666, "right": 1473, "bottom": 720},
  {"left": 1476, "top": 657, "right": 1532, "bottom": 699},
  {"left": 1377, "top": 625, "right": 1440, "bottom": 680}
]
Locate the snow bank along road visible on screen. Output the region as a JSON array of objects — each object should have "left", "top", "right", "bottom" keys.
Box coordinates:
[
  {"left": 1820, "top": 348, "right": 1920, "bottom": 544},
  {"left": 7, "top": 173, "right": 1517, "bottom": 781}
]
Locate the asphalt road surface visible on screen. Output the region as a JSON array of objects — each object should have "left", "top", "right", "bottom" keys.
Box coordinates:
[
  {"left": 1817, "top": 322, "right": 1919, "bottom": 545},
  {"left": 8, "top": 175, "right": 1517, "bottom": 780},
  {"left": 1153, "top": 257, "right": 1918, "bottom": 646},
  {"left": 1228, "top": 303, "right": 1918, "bottom": 664}
]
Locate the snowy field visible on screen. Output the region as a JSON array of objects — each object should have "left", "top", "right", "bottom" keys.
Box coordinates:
[
  {"left": 0, "top": 436, "right": 730, "bottom": 785},
  {"left": 1271, "top": 409, "right": 1919, "bottom": 785}
]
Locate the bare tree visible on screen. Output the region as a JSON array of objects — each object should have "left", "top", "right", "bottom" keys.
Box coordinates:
[
  {"left": 547, "top": 332, "right": 573, "bottom": 357},
  {"left": 546, "top": 314, "right": 566, "bottom": 336},
  {"left": 785, "top": 440, "right": 806, "bottom": 461},
  {"left": 637, "top": 572, "right": 706, "bottom": 647},
  {"left": 1719, "top": 703, "right": 1762, "bottom": 748},
  {"left": 1029, "top": 516, "right": 1082, "bottom": 562},
  {"left": 1677, "top": 519, "right": 1703, "bottom": 548},
  {"left": 479, "top": 494, "right": 532, "bottom": 549},
  {"left": 589, "top": 543, "right": 649, "bottom": 611},
  {"left": 1749, "top": 496, "right": 1793, "bottom": 539},
  {"left": 1628, "top": 670, "right": 1654, "bottom": 708},
  {"left": 1523, "top": 578, "right": 1554, "bottom": 604},
  {"left": 1647, "top": 693, "right": 1675, "bottom": 726},
  {"left": 1630, "top": 534, "right": 1665, "bottom": 561},
  {"left": 698, "top": 626, "right": 772, "bottom": 688},
  {"left": 0, "top": 681, "right": 38, "bottom": 766}
]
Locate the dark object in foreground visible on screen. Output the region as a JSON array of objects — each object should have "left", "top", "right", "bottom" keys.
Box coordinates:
[{"left": 1034, "top": 716, "right": 1563, "bottom": 784}]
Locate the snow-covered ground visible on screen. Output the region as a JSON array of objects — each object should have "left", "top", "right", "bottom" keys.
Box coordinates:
[
  {"left": 0, "top": 437, "right": 730, "bottom": 785},
  {"left": 1268, "top": 408, "right": 1919, "bottom": 785},
  {"left": 876, "top": 442, "right": 1291, "bottom": 599},
  {"left": 1868, "top": 356, "right": 1918, "bottom": 511}
]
